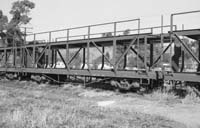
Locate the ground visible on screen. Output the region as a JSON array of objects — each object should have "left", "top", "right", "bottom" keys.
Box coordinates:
[{"left": 0, "top": 79, "right": 199, "bottom": 128}]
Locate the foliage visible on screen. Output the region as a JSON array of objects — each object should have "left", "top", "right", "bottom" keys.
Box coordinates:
[
  {"left": 0, "top": 0, "right": 35, "bottom": 46},
  {"left": 9, "top": 0, "right": 35, "bottom": 27}
]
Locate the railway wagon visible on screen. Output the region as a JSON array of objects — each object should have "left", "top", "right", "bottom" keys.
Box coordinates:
[{"left": 0, "top": 10, "right": 200, "bottom": 90}]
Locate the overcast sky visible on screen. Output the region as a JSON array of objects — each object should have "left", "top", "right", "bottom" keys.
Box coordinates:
[{"left": 0, "top": 0, "right": 200, "bottom": 33}]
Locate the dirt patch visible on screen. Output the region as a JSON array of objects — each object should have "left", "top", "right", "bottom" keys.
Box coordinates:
[
  {"left": 97, "top": 100, "right": 116, "bottom": 106},
  {"left": 78, "top": 90, "right": 114, "bottom": 97}
]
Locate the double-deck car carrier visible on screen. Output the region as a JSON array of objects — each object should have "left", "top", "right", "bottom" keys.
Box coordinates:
[{"left": 0, "top": 10, "right": 200, "bottom": 89}]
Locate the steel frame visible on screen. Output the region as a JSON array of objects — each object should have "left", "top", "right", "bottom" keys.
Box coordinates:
[{"left": 0, "top": 11, "right": 200, "bottom": 84}]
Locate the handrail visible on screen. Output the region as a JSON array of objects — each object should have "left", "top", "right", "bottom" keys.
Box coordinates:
[
  {"left": 170, "top": 10, "right": 200, "bottom": 32},
  {"left": 27, "top": 18, "right": 139, "bottom": 36},
  {"left": 54, "top": 25, "right": 177, "bottom": 42},
  {"left": 24, "top": 13, "right": 183, "bottom": 43},
  {"left": 26, "top": 18, "right": 140, "bottom": 43}
]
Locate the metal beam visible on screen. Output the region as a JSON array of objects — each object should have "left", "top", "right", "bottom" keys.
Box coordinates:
[
  {"left": 87, "top": 42, "right": 91, "bottom": 71},
  {"left": 101, "top": 46, "right": 105, "bottom": 70},
  {"left": 35, "top": 44, "right": 49, "bottom": 66},
  {"left": 0, "top": 67, "right": 156, "bottom": 80},
  {"left": 68, "top": 47, "right": 82, "bottom": 65},
  {"left": 57, "top": 49, "right": 69, "bottom": 70},
  {"left": 115, "top": 37, "right": 137, "bottom": 68},
  {"left": 123, "top": 45, "right": 127, "bottom": 69},
  {"left": 150, "top": 43, "right": 154, "bottom": 67},
  {"left": 151, "top": 41, "right": 173, "bottom": 67},
  {"left": 25, "top": 47, "right": 34, "bottom": 65},
  {"left": 174, "top": 33, "right": 200, "bottom": 65},
  {"left": 130, "top": 47, "right": 150, "bottom": 67},
  {"left": 82, "top": 48, "right": 86, "bottom": 69},
  {"left": 91, "top": 41, "right": 114, "bottom": 67}
]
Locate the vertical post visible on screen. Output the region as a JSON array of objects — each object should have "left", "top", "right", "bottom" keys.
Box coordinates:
[
  {"left": 180, "top": 24, "right": 185, "bottom": 72},
  {"left": 55, "top": 49, "right": 57, "bottom": 68},
  {"left": 13, "top": 38, "right": 15, "bottom": 67},
  {"left": 170, "top": 14, "right": 173, "bottom": 33},
  {"left": 197, "top": 40, "right": 200, "bottom": 72},
  {"left": 87, "top": 42, "right": 90, "bottom": 71},
  {"left": 49, "top": 32, "right": 51, "bottom": 42},
  {"left": 82, "top": 48, "right": 85, "bottom": 69},
  {"left": 88, "top": 26, "right": 90, "bottom": 39},
  {"left": 161, "top": 15, "right": 164, "bottom": 70},
  {"left": 114, "top": 22, "right": 117, "bottom": 36},
  {"left": 113, "top": 39, "right": 116, "bottom": 70},
  {"left": 67, "top": 29, "right": 69, "bottom": 41},
  {"left": 22, "top": 47, "right": 25, "bottom": 67},
  {"left": 66, "top": 43, "right": 69, "bottom": 68},
  {"left": 48, "top": 45, "right": 51, "bottom": 68},
  {"left": 33, "top": 34, "right": 36, "bottom": 67},
  {"left": 52, "top": 49, "right": 54, "bottom": 68},
  {"left": 150, "top": 42, "right": 154, "bottom": 67},
  {"left": 182, "top": 24, "right": 184, "bottom": 30},
  {"left": 170, "top": 14, "right": 173, "bottom": 71},
  {"left": 13, "top": 47, "right": 15, "bottom": 67},
  {"left": 4, "top": 49, "right": 6, "bottom": 67},
  {"left": 151, "top": 28, "right": 153, "bottom": 33},
  {"left": 20, "top": 46, "right": 23, "bottom": 67},
  {"left": 123, "top": 45, "right": 127, "bottom": 69},
  {"left": 44, "top": 49, "right": 46, "bottom": 68},
  {"left": 24, "top": 27, "right": 27, "bottom": 44},
  {"left": 101, "top": 46, "right": 105, "bottom": 70},
  {"left": 137, "top": 19, "right": 140, "bottom": 69},
  {"left": 144, "top": 36, "right": 147, "bottom": 70},
  {"left": 136, "top": 38, "right": 140, "bottom": 69}
]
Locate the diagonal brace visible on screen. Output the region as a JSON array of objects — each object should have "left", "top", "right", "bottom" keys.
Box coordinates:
[
  {"left": 35, "top": 44, "right": 49, "bottom": 65},
  {"left": 151, "top": 41, "right": 173, "bottom": 68},
  {"left": 91, "top": 41, "right": 114, "bottom": 67},
  {"left": 174, "top": 33, "right": 200, "bottom": 65},
  {"left": 68, "top": 47, "right": 82, "bottom": 65},
  {"left": 130, "top": 47, "right": 150, "bottom": 67},
  {"left": 56, "top": 49, "right": 70, "bottom": 70},
  {"left": 115, "top": 37, "right": 137, "bottom": 67}
]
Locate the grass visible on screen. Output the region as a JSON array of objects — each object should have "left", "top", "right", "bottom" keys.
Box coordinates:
[
  {"left": 181, "top": 87, "right": 200, "bottom": 104},
  {"left": 145, "top": 87, "right": 200, "bottom": 105},
  {"left": 0, "top": 80, "right": 186, "bottom": 128}
]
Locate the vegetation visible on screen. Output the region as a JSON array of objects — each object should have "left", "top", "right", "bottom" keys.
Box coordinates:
[
  {"left": 0, "top": 79, "right": 188, "bottom": 128},
  {"left": 0, "top": 0, "right": 35, "bottom": 46}
]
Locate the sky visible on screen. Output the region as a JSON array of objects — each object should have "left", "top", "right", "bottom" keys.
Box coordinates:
[{"left": 0, "top": 0, "right": 200, "bottom": 34}]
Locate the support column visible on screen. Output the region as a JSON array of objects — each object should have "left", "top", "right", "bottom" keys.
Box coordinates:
[
  {"left": 150, "top": 43, "right": 154, "bottom": 67},
  {"left": 101, "top": 46, "right": 105, "bottom": 69},
  {"left": 123, "top": 45, "right": 127, "bottom": 69},
  {"left": 48, "top": 45, "right": 51, "bottom": 68},
  {"left": 4, "top": 49, "right": 6, "bottom": 67},
  {"left": 171, "top": 40, "right": 181, "bottom": 72},
  {"left": 197, "top": 40, "right": 200, "bottom": 72},
  {"left": 87, "top": 42, "right": 90, "bottom": 71},
  {"left": 113, "top": 39, "right": 116, "bottom": 70},
  {"left": 33, "top": 46, "right": 35, "bottom": 68},
  {"left": 66, "top": 43, "right": 69, "bottom": 68},
  {"left": 82, "top": 48, "right": 85, "bottom": 69}
]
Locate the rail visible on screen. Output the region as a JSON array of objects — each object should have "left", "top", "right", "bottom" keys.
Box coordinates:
[
  {"left": 170, "top": 10, "right": 200, "bottom": 32},
  {"left": 24, "top": 10, "right": 200, "bottom": 44},
  {"left": 55, "top": 25, "right": 177, "bottom": 42},
  {"left": 26, "top": 18, "right": 140, "bottom": 43}
]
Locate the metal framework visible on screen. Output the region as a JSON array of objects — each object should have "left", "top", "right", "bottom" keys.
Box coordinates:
[{"left": 0, "top": 10, "right": 200, "bottom": 85}]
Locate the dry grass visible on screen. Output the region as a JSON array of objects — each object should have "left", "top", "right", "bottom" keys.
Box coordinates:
[
  {"left": 181, "top": 87, "right": 200, "bottom": 104},
  {"left": 145, "top": 89, "right": 178, "bottom": 102},
  {"left": 145, "top": 87, "right": 200, "bottom": 105},
  {"left": 0, "top": 80, "right": 186, "bottom": 128}
]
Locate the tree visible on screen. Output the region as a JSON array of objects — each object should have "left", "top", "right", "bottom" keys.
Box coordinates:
[
  {"left": 0, "top": 0, "right": 35, "bottom": 46},
  {"left": 0, "top": 10, "right": 8, "bottom": 46}
]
